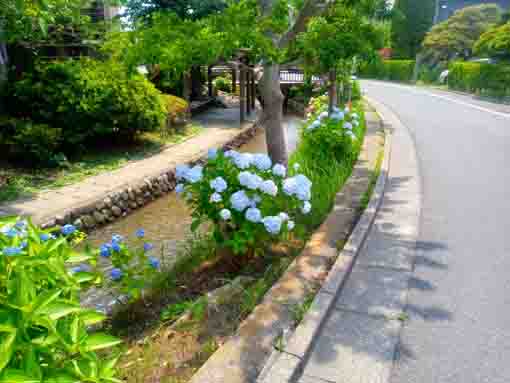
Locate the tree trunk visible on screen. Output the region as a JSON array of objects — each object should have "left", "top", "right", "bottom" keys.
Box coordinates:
[
  {"left": 412, "top": 52, "right": 424, "bottom": 83},
  {"left": 260, "top": 62, "right": 288, "bottom": 165},
  {"left": 191, "top": 65, "right": 202, "bottom": 100},
  {"left": 182, "top": 72, "right": 192, "bottom": 101},
  {"left": 328, "top": 69, "right": 337, "bottom": 115},
  {"left": 0, "top": 42, "right": 8, "bottom": 113}
]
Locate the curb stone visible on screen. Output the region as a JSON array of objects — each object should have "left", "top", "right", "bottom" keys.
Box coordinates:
[{"left": 256, "top": 98, "right": 393, "bottom": 383}]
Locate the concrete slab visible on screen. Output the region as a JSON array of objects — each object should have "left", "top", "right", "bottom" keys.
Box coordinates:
[
  {"left": 257, "top": 352, "right": 300, "bottom": 383},
  {"left": 302, "top": 310, "right": 401, "bottom": 383},
  {"left": 298, "top": 375, "right": 331, "bottom": 383},
  {"left": 335, "top": 266, "right": 410, "bottom": 318}
]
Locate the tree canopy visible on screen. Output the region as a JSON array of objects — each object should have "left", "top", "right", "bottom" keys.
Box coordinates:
[
  {"left": 474, "top": 22, "right": 510, "bottom": 60},
  {"left": 391, "top": 0, "right": 435, "bottom": 58},
  {"left": 124, "top": 0, "right": 228, "bottom": 22},
  {"left": 422, "top": 4, "right": 502, "bottom": 62}
]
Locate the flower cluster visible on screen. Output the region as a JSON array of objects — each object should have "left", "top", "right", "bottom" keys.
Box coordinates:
[
  {"left": 175, "top": 150, "right": 313, "bottom": 254},
  {"left": 305, "top": 105, "right": 360, "bottom": 141}
]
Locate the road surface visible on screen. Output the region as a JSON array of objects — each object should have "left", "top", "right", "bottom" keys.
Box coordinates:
[{"left": 362, "top": 80, "right": 510, "bottom": 383}]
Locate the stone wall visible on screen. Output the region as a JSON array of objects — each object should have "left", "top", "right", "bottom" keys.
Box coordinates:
[{"left": 41, "top": 123, "right": 260, "bottom": 231}]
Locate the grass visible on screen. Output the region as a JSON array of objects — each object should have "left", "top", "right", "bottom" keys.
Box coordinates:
[
  {"left": 359, "top": 146, "right": 385, "bottom": 212},
  {"left": 290, "top": 291, "right": 316, "bottom": 326},
  {"left": 0, "top": 124, "right": 203, "bottom": 203}
]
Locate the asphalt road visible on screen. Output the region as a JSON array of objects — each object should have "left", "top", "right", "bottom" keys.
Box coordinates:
[{"left": 361, "top": 80, "right": 510, "bottom": 383}]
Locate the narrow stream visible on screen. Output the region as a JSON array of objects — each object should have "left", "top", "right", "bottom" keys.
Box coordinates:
[{"left": 85, "top": 115, "right": 303, "bottom": 253}]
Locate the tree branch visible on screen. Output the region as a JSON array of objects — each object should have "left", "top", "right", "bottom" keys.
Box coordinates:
[{"left": 277, "top": 0, "right": 329, "bottom": 49}]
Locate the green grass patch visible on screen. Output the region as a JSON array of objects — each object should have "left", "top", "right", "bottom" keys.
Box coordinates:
[
  {"left": 0, "top": 124, "right": 203, "bottom": 203},
  {"left": 359, "top": 147, "right": 384, "bottom": 212}
]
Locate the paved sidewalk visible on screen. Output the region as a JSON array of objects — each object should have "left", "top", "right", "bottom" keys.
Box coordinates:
[
  {"left": 0, "top": 107, "right": 257, "bottom": 224},
  {"left": 295, "top": 101, "right": 421, "bottom": 383}
]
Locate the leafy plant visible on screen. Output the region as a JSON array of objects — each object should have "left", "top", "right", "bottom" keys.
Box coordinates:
[
  {"left": 213, "top": 76, "right": 232, "bottom": 93},
  {"left": 174, "top": 150, "right": 313, "bottom": 256},
  {"left": 0, "top": 217, "right": 122, "bottom": 383}
]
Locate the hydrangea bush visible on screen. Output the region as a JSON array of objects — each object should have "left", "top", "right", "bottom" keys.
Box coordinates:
[
  {"left": 174, "top": 149, "right": 313, "bottom": 255},
  {"left": 0, "top": 217, "right": 122, "bottom": 383}
]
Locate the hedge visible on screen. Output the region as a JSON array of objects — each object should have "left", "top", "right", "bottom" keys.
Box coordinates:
[
  {"left": 360, "top": 58, "right": 415, "bottom": 83},
  {"left": 448, "top": 61, "right": 510, "bottom": 98}
]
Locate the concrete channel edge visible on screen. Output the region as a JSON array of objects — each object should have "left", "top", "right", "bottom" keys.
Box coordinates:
[{"left": 256, "top": 98, "right": 394, "bottom": 383}]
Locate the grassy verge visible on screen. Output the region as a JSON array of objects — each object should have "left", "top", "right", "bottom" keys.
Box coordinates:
[
  {"left": 0, "top": 124, "right": 203, "bottom": 203},
  {"left": 359, "top": 146, "right": 384, "bottom": 212}
]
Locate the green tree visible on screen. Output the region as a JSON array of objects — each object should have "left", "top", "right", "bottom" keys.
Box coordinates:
[
  {"left": 474, "top": 22, "right": 510, "bottom": 60},
  {"left": 391, "top": 0, "right": 435, "bottom": 58},
  {"left": 422, "top": 4, "right": 502, "bottom": 63},
  {"left": 125, "top": 0, "right": 228, "bottom": 21}
]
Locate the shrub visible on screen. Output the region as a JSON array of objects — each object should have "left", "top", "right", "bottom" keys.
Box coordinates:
[
  {"left": 7, "top": 59, "right": 167, "bottom": 151},
  {"left": 161, "top": 94, "right": 190, "bottom": 129},
  {"left": 174, "top": 151, "right": 313, "bottom": 255},
  {"left": 448, "top": 61, "right": 510, "bottom": 98},
  {"left": 0, "top": 217, "right": 122, "bottom": 383},
  {"left": 292, "top": 95, "right": 365, "bottom": 228},
  {"left": 360, "top": 58, "right": 415, "bottom": 82},
  {"left": 213, "top": 75, "right": 232, "bottom": 93},
  {"left": 0, "top": 118, "right": 62, "bottom": 165}
]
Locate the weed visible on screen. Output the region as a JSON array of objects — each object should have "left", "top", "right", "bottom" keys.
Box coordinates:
[
  {"left": 290, "top": 292, "right": 316, "bottom": 326},
  {"left": 161, "top": 300, "right": 195, "bottom": 322},
  {"left": 359, "top": 147, "right": 384, "bottom": 212}
]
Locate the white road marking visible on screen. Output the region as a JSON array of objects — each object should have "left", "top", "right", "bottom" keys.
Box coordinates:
[{"left": 363, "top": 81, "right": 510, "bottom": 119}]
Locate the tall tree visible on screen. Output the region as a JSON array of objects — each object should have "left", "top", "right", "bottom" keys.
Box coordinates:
[
  {"left": 125, "top": 0, "right": 228, "bottom": 21},
  {"left": 391, "top": 0, "right": 435, "bottom": 58},
  {"left": 474, "top": 21, "right": 510, "bottom": 60},
  {"left": 422, "top": 4, "right": 502, "bottom": 63}
]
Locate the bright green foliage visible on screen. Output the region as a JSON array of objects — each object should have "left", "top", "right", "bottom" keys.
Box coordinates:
[
  {"left": 391, "top": 0, "right": 435, "bottom": 58},
  {"left": 0, "top": 217, "right": 122, "bottom": 383},
  {"left": 290, "top": 96, "right": 365, "bottom": 228},
  {"left": 3, "top": 59, "right": 166, "bottom": 163},
  {"left": 360, "top": 58, "right": 415, "bottom": 82},
  {"left": 474, "top": 22, "right": 510, "bottom": 60},
  {"left": 0, "top": 0, "right": 89, "bottom": 43},
  {"left": 422, "top": 4, "right": 502, "bottom": 62},
  {"left": 298, "top": 5, "right": 380, "bottom": 76},
  {"left": 213, "top": 75, "right": 232, "bottom": 93},
  {"left": 448, "top": 61, "right": 510, "bottom": 98}
]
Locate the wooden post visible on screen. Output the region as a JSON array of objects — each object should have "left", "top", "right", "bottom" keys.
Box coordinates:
[
  {"left": 240, "top": 68, "right": 246, "bottom": 123},
  {"left": 246, "top": 70, "right": 252, "bottom": 115},
  {"left": 232, "top": 67, "right": 237, "bottom": 93},
  {"left": 208, "top": 66, "right": 213, "bottom": 98},
  {"left": 251, "top": 70, "right": 256, "bottom": 110}
]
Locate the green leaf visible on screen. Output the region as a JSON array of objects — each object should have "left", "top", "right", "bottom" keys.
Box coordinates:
[
  {"left": 22, "top": 347, "right": 41, "bottom": 380},
  {"left": 79, "top": 310, "right": 106, "bottom": 326},
  {"left": 0, "top": 332, "right": 17, "bottom": 373},
  {"left": 71, "top": 272, "right": 95, "bottom": 284},
  {"left": 31, "top": 289, "right": 62, "bottom": 315},
  {"left": 99, "top": 356, "right": 120, "bottom": 379},
  {"left": 40, "top": 303, "right": 81, "bottom": 320},
  {"left": 0, "top": 369, "right": 40, "bottom": 383},
  {"left": 82, "top": 333, "right": 122, "bottom": 352},
  {"left": 69, "top": 317, "right": 81, "bottom": 344},
  {"left": 66, "top": 253, "right": 93, "bottom": 264},
  {"left": 43, "top": 373, "right": 79, "bottom": 383},
  {"left": 190, "top": 219, "right": 202, "bottom": 232}
]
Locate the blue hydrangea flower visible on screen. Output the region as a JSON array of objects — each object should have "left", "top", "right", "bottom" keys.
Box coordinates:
[
  {"left": 230, "top": 190, "right": 251, "bottom": 212},
  {"left": 344, "top": 107, "right": 350, "bottom": 114},
  {"left": 144, "top": 243, "right": 154, "bottom": 252},
  {"left": 295, "top": 175, "right": 312, "bottom": 201},
  {"left": 176, "top": 164, "right": 190, "bottom": 180},
  {"left": 260, "top": 180, "right": 278, "bottom": 196},
  {"left": 20, "top": 241, "right": 28, "bottom": 249},
  {"left": 14, "top": 221, "right": 27, "bottom": 230},
  {"left": 208, "top": 148, "right": 218, "bottom": 160},
  {"left": 210, "top": 192, "right": 223, "bottom": 203},
  {"left": 283, "top": 178, "right": 298, "bottom": 196},
  {"left": 175, "top": 183, "right": 185, "bottom": 194},
  {"left": 287, "top": 220, "right": 295, "bottom": 231},
  {"left": 111, "top": 242, "right": 122, "bottom": 253},
  {"left": 224, "top": 150, "right": 239, "bottom": 159},
  {"left": 234, "top": 153, "right": 253, "bottom": 169},
  {"left": 149, "top": 256, "right": 160, "bottom": 269},
  {"left": 61, "top": 224, "right": 76, "bottom": 236},
  {"left": 245, "top": 208, "right": 262, "bottom": 223},
  {"left": 347, "top": 131, "right": 356, "bottom": 140},
  {"left": 3, "top": 227, "right": 18, "bottom": 238},
  {"left": 278, "top": 212, "right": 289, "bottom": 222},
  {"left": 351, "top": 112, "right": 359, "bottom": 120},
  {"left": 302, "top": 201, "right": 312, "bottom": 215},
  {"left": 330, "top": 112, "right": 344, "bottom": 121},
  {"left": 100, "top": 244, "right": 112, "bottom": 257},
  {"left": 306, "top": 120, "right": 321, "bottom": 131},
  {"left": 112, "top": 234, "right": 123, "bottom": 243},
  {"left": 3, "top": 247, "right": 21, "bottom": 256},
  {"left": 262, "top": 216, "right": 283, "bottom": 235},
  {"left": 238, "top": 171, "right": 262, "bottom": 190},
  {"left": 220, "top": 209, "right": 232, "bottom": 220},
  {"left": 39, "top": 233, "right": 51, "bottom": 242},
  {"left": 332, "top": 106, "right": 340, "bottom": 113},
  {"left": 319, "top": 111, "right": 328, "bottom": 120},
  {"left": 253, "top": 154, "right": 272, "bottom": 171},
  {"left": 353, "top": 120, "right": 359, "bottom": 127},
  {"left": 293, "top": 163, "right": 300, "bottom": 171},
  {"left": 136, "top": 228, "right": 145, "bottom": 238},
  {"left": 210, "top": 177, "right": 228, "bottom": 193},
  {"left": 110, "top": 268, "right": 123, "bottom": 281},
  {"left": 272, "top": 164, "right": 286, "bottom": 177},
  {"left": 250, "top": 194, "right": 262, "bottom": 207},
  {"left": 344, "top": 122, "right": 353, "bottom": 131},
  {"left": 184, "top": 166, "right": 203, "bottom": 183}
]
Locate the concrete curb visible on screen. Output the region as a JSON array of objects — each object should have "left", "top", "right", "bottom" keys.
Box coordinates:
[{"left": 256, "top": 98, "right": 393, "bottom": 383}]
